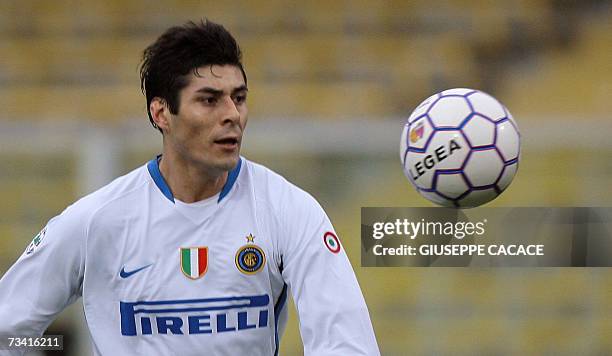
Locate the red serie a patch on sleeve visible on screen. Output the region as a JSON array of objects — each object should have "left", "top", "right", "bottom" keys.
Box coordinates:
[{"left": 323, "top": 231, "right": 341, "bottom": 254}]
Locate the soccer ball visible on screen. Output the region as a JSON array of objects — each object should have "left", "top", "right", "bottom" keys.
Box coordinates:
[{"left": 400, "top": 88, "right": 520, "bottom": 208}]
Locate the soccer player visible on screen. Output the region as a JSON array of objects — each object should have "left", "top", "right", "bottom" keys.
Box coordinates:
[{"left": 0, "top": 20, "right": 380, "bottom": 355}]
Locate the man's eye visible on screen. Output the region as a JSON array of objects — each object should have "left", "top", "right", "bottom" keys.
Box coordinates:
[
  {"left": 233, "top": 95, "right": 247, "bottom": 104},
  {"left": 198, "top": 97, "right": 217, "bottom": 105}
]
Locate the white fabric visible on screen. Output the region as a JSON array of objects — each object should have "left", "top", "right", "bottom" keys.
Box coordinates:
[
  {"left": 0, "top": 157, "right": 380, "bottom": 356},
  {"left": 174, "top": 193, "right": 219, "bottom": 225}
]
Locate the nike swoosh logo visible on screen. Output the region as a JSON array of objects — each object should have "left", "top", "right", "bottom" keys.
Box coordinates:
[{"left": 119, "top": 264, "right": 153, "bottom": 278}]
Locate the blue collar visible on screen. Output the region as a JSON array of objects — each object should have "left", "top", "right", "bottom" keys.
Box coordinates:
[{"left": 147, "top": 156, "right": 242, "bottom": 204}]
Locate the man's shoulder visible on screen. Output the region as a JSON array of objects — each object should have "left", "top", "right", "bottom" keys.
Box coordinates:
[
  {"left": 242, "top": 158, "right": 319, "bottom": 209},
  {"left": 242, "top": 158, "right": 288, "bottom": 188},
  {"left": 62, "top": 164, "right": 149, "bottom": 221},
  {"left": 243, "top": 158, "right": 300, "bottom": 196},
  {"left": 40, "top": 164, "right": 148, "bottom": 239}
]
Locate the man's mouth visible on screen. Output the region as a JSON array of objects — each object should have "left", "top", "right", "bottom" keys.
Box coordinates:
[{"left": 214, "top": 137, "right": 239, "bottom": 148}]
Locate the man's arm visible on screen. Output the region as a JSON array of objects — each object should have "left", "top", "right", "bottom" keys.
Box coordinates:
[
  {"left": 278, "top": 189, "right": 380, "bottom": 356},
  {"left": 0, "top": 207, "right": 86, "bottom": 352}
]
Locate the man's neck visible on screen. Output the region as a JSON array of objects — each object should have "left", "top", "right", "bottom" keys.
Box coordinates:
[{"left": 158, "top": 151, "right": 227, "bottom": 204}]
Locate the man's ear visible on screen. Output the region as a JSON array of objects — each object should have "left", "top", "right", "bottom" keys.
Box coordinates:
[{"left": 150, "top": 98, "right": 171, "bottom": 132}]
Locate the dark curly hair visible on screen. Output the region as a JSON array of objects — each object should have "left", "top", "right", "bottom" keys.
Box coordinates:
[{"left": 140, "top": 19, "right": 246, "bottom": 132}]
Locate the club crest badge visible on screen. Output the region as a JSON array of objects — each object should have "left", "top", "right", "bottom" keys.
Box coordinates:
[
  {"left": 236, "top": 234, "right": 265, "bottom": 275},
  {"left": 180, "top": 247, "right": 208, "bottom": 280}
]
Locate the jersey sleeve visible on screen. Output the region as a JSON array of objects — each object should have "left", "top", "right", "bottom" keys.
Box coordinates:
[
  {"left": 277, "top": 188, "right": 380, "bottom": 356},
  {"left": 0, "top": 206, "right": 86, "bottom": 349}
]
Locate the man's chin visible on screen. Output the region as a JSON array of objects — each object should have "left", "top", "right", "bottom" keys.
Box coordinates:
[
  {"left": 212, "top": 154, "right": 240, "bottom": 172},
  {"left": 221, "top": 157, "right": 240, "bottom": 171},
  {"left": 188, "top": 151, "right": 240, "bottom": 174}
]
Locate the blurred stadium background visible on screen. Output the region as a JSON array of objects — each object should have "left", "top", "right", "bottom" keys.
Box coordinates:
[{"left": 1, "top": 0, "right": 611, "bottom": 355}]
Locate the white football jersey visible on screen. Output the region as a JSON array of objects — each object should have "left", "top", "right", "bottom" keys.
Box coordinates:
[{"left": 0, "top": 157, "right": 380, "bottom": 356}]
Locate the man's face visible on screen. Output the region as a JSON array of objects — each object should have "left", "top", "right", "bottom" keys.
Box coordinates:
[{"left": 165, "top": 64, "right": 248, "bottom": 173}]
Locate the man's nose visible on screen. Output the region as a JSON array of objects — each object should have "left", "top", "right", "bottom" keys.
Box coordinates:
[{"left": 222, "top": 96, "right": 240, "bottom": 124}]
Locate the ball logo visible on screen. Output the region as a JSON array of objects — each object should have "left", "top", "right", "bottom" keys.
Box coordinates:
[
  {"left": 409, "top": 122, "right": 425, "bottom": 143},
  {"left": 323, "top": 231, "right": 341, "bottom": 254},
  {"left": 409, "top": 139, "right": 462, "bottom": 180},
  {"left": 236, "top": 234, "right": 265, "bottom": 275}
]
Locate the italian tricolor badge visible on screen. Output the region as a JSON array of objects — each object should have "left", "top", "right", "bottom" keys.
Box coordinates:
[{"left": 180, "top": 247, "right": 208, "bottom": 279}]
